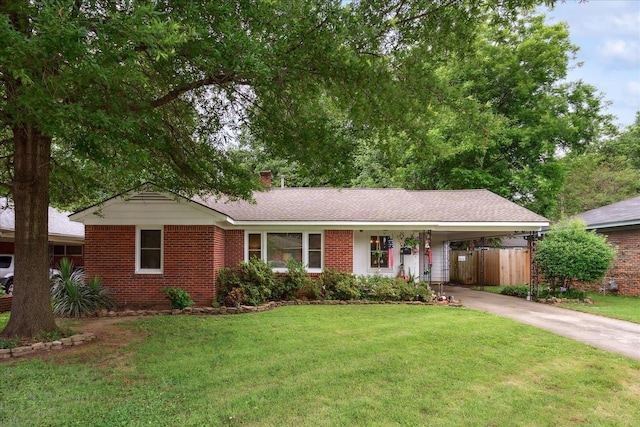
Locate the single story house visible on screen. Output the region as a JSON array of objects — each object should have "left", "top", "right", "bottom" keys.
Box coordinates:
[
  {"left": 575, "top": 195, "right": 640, "bottom": 296},
  {"left": 70, "top": 175, "right": 549, "bottom": 307},
  {"left": 0, "top": 197, "right": 85, "bottom": 267}
]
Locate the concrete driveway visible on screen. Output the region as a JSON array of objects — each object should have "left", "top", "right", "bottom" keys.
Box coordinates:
[{"left": 442, "top": 285, "right": 640, "bottom": 360}]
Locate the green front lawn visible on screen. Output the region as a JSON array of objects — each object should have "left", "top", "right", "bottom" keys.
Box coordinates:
[
  {"left": 2, "top": 306, "right": 639, "bottom": 426},
  {"left": 562, "top": 292, "right": 640, "bottom": 323}
]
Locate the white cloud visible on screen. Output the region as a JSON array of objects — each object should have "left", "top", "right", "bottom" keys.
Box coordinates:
[{"left": 598, "top": 39, "right": 640, "bottom": 66}]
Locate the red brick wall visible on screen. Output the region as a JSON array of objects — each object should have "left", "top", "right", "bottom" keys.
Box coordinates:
[
  {"left": 325, "top": 230, "right": 353, "bottom": 272},
  {"left": 85, "top": 225, "right": 219, "bottom": 308},
  {"left": 0, "top": 242, "right": 14, "bottom": 253},
  {"left": 225, "top": 230, "right": 244, "bottom": 268},
  {"left": 602, "top": 229, "right": 640, "bottom": 296},
  {"left": 0, "top": 295, "right": 10, "bottom": 313}
]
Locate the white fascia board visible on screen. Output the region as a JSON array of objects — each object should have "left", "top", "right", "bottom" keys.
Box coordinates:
[
  {"left": 585, "top": 220, "right": 640, "bottom": 230},
  {"left": 223, "top": 220, "right": 549, "bottom": 231}
]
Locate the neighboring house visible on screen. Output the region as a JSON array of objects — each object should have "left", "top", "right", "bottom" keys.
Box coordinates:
[
  {"left": 70, "top": 175, "right": 549, "bottom": 308},
  {"left": 575, "top": 195, "right": 640, "bottom": 296},
  {"left": 0, "top": 197, "right": 85, "bottom": 267}
]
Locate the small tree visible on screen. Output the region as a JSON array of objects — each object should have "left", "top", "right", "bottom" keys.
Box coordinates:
[{"left": 534, "top": 219, "right": 616, "bottom": 291}]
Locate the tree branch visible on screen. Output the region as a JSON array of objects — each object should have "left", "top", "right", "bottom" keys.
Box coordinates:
[{"left": 149, "top": 73, "right": 248, "bottom": 109}]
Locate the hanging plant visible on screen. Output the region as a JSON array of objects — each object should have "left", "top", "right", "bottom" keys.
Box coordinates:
[{"left": 403, "top": 235, "right": 420, "bottom": 248}]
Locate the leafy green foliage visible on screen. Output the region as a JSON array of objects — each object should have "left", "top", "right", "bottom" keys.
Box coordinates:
[
  {"left": 273, "top": 259, "right": 314, "bottom": 301},
  {"left": 499, "top": 286, "right": 532, "bottom": 299},
  {"left": 552, "top": 113, "right": 640, "bottom": 219},
  {"left": 162, "top": 287, "right": 194, "bottom": 310},
  {"left": 216, "top": 258, "right": 275, "bottom": 306},
  {"left": 0, "top": 336, "right": 18, "bottom": 349},
  {"left": 534, "top": 219, "right": 616, "bottom": 290},
  {"left": 51, "top": 259, "right": 114, "bottom": 317},
  {"left": 318, "top": 269, "right": 361, "bottom": 300},
  {"left": 360, "top": 276, "right": 433, "bottom": 302}
]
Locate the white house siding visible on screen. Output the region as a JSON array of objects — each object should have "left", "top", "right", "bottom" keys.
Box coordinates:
[
  {"left": 74, "top": 192, "right": 226, "bottom": 226},
  {"left": 352, "top": 231, "right": 448, "bottom": 283}
]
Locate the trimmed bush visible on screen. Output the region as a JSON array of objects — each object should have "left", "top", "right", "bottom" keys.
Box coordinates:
[
  {"left": 535, "top": 219, "right": 616, "bottom": 291},
  {"left": 319, "top": 269, "right": 361, "bottom": 300}
]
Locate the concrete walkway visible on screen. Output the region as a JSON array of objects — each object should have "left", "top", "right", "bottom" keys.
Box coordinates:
[{"left": 442, "top": 285, "right": 640, "bottom": 360}]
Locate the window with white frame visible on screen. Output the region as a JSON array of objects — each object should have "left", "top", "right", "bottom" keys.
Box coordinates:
[
  {"left": 370, "top": 235, "right": 390, "bottom": 269},
  {"left": 247, "top": 232, "right": 322, "bottom": 270},
  {"left": 137, "top": 227, "right": 163, "bottom": 273}
]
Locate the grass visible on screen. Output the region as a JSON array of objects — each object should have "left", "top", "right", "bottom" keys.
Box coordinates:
[
  {"left": 1, "top": 305, "right": 640, "bottom": 426},
  {"left": 478, "top": 285, "right": 640, "bottom": 324}
]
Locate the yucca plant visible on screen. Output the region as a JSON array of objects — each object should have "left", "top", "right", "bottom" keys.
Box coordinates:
[{"left": 50, "top": 258, "right": 114, "bottom": 317}]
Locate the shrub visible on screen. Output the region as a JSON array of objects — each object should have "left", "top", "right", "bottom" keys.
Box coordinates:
[
  {"left": 543, "top": 287, "right": 586, "bottom": 300},
  {"left": 223, "top": 287, "right": 246, "bottom": 307},
  {"left": 216, "top": 258, "right": 274, "bottom": 306},
  {"left": 273, "top": 259, "right": 312, "bottom": 300},
  {"left": 535, "top": 219, "right": 616, "bottom": 291},
  {"left": 319, "top": 269, "right": 361, "bottom": 300},
  {"left": 500, "top": 286, "right": 531, "bottom": 299},
  {"left": 294, "top": 279, "right": 322, "bottom": 300},
  {"left": 51, "top": 258, "right": 114, "bottom": 317},
  {"left": 162, "top": 287, "right": 194, "bottom": 309},
  {"left": 361, "top": 276, "right": 433, "bottom": 302}
]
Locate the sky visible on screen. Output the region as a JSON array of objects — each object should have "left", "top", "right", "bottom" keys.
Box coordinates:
[{"left": 541, "top": 0, "right": 640, "bottom": 130}]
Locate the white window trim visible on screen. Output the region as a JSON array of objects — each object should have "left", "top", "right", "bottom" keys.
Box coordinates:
[
  {"left": 136, "top": 226, "right": 163, "bottom": 274},
  {"left": 368, "top": 234, "right": 393, "bottom": 273},
  {"left": 245, "top": 231, "right": 323, "bottom": 273}
]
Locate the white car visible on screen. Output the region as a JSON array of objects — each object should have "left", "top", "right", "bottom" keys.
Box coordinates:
[{"left": 0, "top": 254, "right": 60, "bottom": 295}]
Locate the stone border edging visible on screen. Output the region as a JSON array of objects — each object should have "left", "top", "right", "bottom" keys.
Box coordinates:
[
  {"left": 1, "top": 298, "right": 463, "bottom": 359},
  {"left": 0, "top": 332, "right": 96, "bottom": 359}
]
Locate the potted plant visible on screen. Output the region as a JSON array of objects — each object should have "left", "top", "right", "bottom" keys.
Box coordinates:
[{"left": 402, "top": 235, "right": 420, "bottom": 254}]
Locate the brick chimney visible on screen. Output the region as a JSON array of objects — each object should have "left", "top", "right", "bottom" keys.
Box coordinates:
[{"left": 259, "top": 170, "right": 272, "bottom": 188}]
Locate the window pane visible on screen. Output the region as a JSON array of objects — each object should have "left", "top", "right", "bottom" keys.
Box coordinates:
[
  {"left": 267, "top": 233, "right": 302, "bottom": 267},
  {"left": 141, "top": 249, "right": 161, "bottom": 269},
  {"left": 141, "top": 229, "right": 161, "bottom": 248},
  {"left": 309, "top": 234, "right": 321, "bottom": 250},
  {"left": 66, "top": 245, "right": 83, "bottom": 256},
  {"left": 53, "top": 245, "right": 65, "bottom": 255},
  {"left": 308, "top": 251, "right": 321, "bottom": 269},
  {"left": 248, "top": 234, "right": 261, "bottom": 250}
]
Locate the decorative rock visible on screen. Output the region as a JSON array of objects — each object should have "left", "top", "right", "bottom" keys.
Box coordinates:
[
  {"left": 50, "top": 342, "right": 63, "bottom": 350},
  {"left": 11, "top": 346, "right": 34, "bottom": 357},
  {"left": 0, "top": 348, "right": 11, "bottom": 359},
  {"left": 31, "top": 342, "right": 46, "bottom": 350},
  {"left": 60, "top": 337, "right": 73, "bottom": 346},
  {"left": 71, "top": 335, "right": 85, "bottom": 345}
]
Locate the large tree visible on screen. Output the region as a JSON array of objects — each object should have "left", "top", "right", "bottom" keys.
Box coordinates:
[{"left": 1, "top": 1, "right": 553, "bottom": 338}]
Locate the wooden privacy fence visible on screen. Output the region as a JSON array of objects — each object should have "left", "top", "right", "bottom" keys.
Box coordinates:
[{"left": 450, "top": 249, "right": 530, "bottom": 286}]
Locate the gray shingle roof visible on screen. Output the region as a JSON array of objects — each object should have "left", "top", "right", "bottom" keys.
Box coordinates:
[
  {"left": 195, "top": 188, "right": 548, "bottom": 223},
  {"left": 576, "top": 195, "right": 640, "bottom": 228}
]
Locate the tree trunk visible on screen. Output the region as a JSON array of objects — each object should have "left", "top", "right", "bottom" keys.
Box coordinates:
[{"left": 0, "top": 124, "right": 56, "bottom": 338}]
